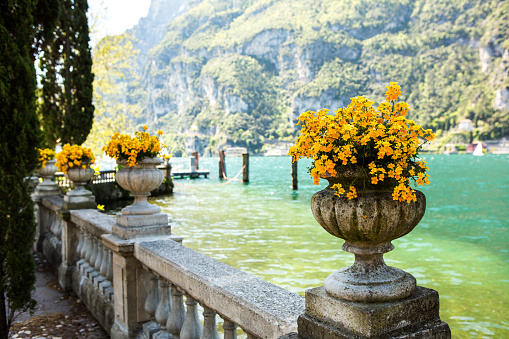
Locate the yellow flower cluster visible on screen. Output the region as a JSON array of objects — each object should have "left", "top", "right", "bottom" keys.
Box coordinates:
[
  {"left": 56, "top": 144, "right": 95, "bottom": 174},
  {"left": 38, "top": 148, "right": 56, "bottom": 169},
  {"left": 288, "top": 82, "right": 435, "bottom": 203},
  {"left": 102, "top": 126, "right": 168, "bottom": 167}
]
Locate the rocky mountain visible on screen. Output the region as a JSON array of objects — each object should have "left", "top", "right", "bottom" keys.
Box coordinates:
[{"left": 125, "top": 0, "right": 508, "bottom": 155}]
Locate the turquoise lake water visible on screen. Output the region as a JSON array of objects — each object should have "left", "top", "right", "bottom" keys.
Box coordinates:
[{"left": 130, "top": 154, "right": 508, "bottom": 338}]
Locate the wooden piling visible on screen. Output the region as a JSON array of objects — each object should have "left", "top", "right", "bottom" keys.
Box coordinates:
[
  {"left": 218, "top": 150, "right": 226, "bottom": 180},
  {"left": 291, "top": 157, "right": 298, "bottom": 190},
  {"left": 242, "top": 153, "right": 249, "bottom": 183}
]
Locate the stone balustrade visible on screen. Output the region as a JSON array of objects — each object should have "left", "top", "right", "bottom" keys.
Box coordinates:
[
  {"left": 32, "top": 164, "right": 450, "bottom": 339},
  {"left": 70, "top": 209, "right": 115, "bottom": 331},
  {"left": 133, "top": 238, "right": 304, "bottom": 339}
]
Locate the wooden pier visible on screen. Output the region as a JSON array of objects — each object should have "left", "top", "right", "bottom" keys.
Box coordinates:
[{"left": 171, "top": 169, "right": 209, "bottom": 179}]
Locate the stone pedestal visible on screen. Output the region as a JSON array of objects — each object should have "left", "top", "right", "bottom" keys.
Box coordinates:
[
  {"left": 59, "top": 190, "right": 96, "bottom": 291},
  {"left": 103, "top": 233, "right": 183, "bottom": 339},
  {"left": 63, "top": 188, "right": 96, "bottom": 210},
  {"left": 35, "top": 181, "right": 61, "bottom": 197},
  {"left": 112, "top": 213, "right": 172, "bottom": 239},
  {"left": 298, "top": 286, "right": 451, "bottom": 338}
]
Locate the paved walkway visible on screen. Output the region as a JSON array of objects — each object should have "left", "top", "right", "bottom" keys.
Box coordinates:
[{"left": 9, "top": 253, "right": 109, "bottom": 339}]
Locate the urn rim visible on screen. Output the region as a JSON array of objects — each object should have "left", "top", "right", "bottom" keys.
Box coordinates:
[{"left": 116, "top": 157, "right": 163, "bottom": 167}]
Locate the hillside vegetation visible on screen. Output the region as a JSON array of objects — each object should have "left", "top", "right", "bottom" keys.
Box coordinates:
[{"left": 107, "top": 0, "right": 509, "bottom": 155}]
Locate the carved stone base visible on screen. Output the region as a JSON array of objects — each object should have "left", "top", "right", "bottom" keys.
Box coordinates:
[
  {"left": 139, "top": 321, "right": 160, "bottom": 339},
  {"left": 113, "top": 213, "right": 172, "bottom": 239},
  {"left": 58, "top": 262, "right": 74, "bottom": 293},
  {"left": 63, "top": 194, "right": 96, "bottom": 210},
  {"left": 35, "top": 183, "right": 61, "bottom": 197},
  {"left": 298, "top": 286, "right": 451, "bottom": 338}
]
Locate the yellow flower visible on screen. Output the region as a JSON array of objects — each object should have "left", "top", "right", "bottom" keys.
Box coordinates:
[
  {"left": 97, "top": 204, "right": 105, "bottom": 211},
  {"left": 143, "top": 125, "right": 148, "bottom": 130},
  {"left": 103, "top": 129, "right": 170, "bottom": 167},
  {"left": 331, "top": 183, "right": 345, "bottom": 196},
  {"left": 287, "top": 82, "right": 434, "bottom": 203}
]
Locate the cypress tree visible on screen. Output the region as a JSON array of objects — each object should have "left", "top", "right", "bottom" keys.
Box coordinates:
[
  {"left": 0, "top": 0, "right": 41, "bottom": 337},
  {"left": 39, "top": 37, "right": 63, "bottom": 148},
  {"left": 39, "top": 0, "right": 94, "bottom": 146}
]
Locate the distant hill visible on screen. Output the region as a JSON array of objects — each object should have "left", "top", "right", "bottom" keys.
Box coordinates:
[{"left": 124, "top": 0, "right": 508, "bottom": 155}]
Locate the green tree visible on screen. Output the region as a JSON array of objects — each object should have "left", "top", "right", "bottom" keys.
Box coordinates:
[
  {"left": 0, "top": 0, "right": 42, "bottom": 337},
  {"left": 84, "top": 33, "right": 142, "bottom": 156},
  {"left": 39, "top": 0, "right": 94, "bottom": 147}
]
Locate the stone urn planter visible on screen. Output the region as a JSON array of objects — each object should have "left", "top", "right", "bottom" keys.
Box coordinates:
[
  {"left": 36, "top": 159, "right": 60, "bottom": 196},
  {"left": 311, "top": 167, "right": 426, "bottom": 302},
  {"left": 38, "top": 159, "right": 58, "bottom": 184},
  {"left": 65, "top": 162, "right": 95, "bottom": 197},
  {"left": 116, "top": 157, "right": 164, "bottom": 215}
]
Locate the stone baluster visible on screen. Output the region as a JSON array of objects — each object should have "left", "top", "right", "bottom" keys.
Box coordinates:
[
  {"left": 222, "top": 320, "right": 237, "bottom": 339},
  {"left": 145, "top": 273, "right": 159, "bottom": 317},
  {"left": 142, "top": 273, "right": 161, "bottom": 338},
  {"left": 154, "top": 280, "right": 171, "bottom": 339},
  {"left": 87, "top": 237, "right": 100, "bottom": 280},
  {"left": 99, "top": 244, "right": 109, "bottom": 277},
  {"left": 76, "top": 231, "right": 86, "bottom": 272},
  {"left": 201, "top": 306, "right": 220, "bottom": 339},
  {"left": 81, "top": 233, "right": 92, "bottom": 274},
  {"left": 168, "top": 284, "right": 185, "bottom": 339},
  {"left": 76, "top": 230, "right": 84, "bottom": 257},
  {"left": 92, "top": 242, "right": 105, "bottom": 288},
  {"left": 82, "top": 233, "right": 90, "bottom": 260},
  {"left": 181, "top": 294, "right": 203, "bottom": 339},
  {"left": 106, "top": 249, "right": 113, "bottom": 282},
  {"left": 89, "top": 237, "right": 98, "bottom": 269},
  {"left": 94, "top": 242, "right": 104, "bottom": 272}
]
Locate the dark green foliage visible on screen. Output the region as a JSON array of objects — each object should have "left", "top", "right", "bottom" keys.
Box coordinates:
[
  {"left": 61, "top": 0, "right": 94, "bottom": 145},
  {"left": 39, "top": 38, "right": 62, "bottom": 148},
  {"left": 39, "top": 0, "right": 94, "bottom": 146},
  {"left": 0, "top": 0, "right": 41, "bottom": 337},
  {"left": 32, "top": 0, "right": 61, "bottom": 57}
]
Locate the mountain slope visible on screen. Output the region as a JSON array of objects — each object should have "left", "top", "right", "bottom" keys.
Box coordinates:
[{"left": 128, "top": 0, "right": 508, "bottom": 155}]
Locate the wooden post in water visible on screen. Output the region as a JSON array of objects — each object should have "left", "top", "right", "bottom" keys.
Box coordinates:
[
  {"left": 242, "top": 153, "right": 249, "bottom": 183},
  {"left": 218, "top": 150, "right": 227, "bottom": 180},
  {"left": 291, "top": 157, "right": 298, "bottom": 190}
]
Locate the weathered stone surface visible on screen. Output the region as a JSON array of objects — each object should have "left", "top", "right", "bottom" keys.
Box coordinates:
[
  {"left": 135, "top": 239, "right": 305, "bottom": 338},
  {"left": 63, "top": 194, "right": 97, "bottom": 210},
  {"left": 72, "top": 267, "right": 114, "bottom": 333},
  {"left": 35, "top": 160, "right": 61, "bottom": 197},
  {"left": 116, "top": 213, "right": 168, "bottom": 227},
  {"left": 116, "top": 158, "right": 164, "bottom": 216},
  {"left": 102, "top": 234, "right": 182, "bottom": 339},
  {"left": 310, "top": 184, "right": 425, "bottom": 302},
  {"left": 299, "top": 286, "right": 451, "bottom": 338},
  {"left": 71, "top": 209, "right": 114, "bottom": 238},
  {"left": 41, "top": 195, "right": 64, "bottom": 211}
]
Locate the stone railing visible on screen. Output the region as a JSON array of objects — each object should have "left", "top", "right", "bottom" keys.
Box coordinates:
[
  {"left": 32, "top": 161, "right": 451, "bottom": 339},
  {"left": 131, "top": 238, "right": 304, "bottom": 338}
]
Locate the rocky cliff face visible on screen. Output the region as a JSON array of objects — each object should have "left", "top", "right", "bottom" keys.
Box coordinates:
[
  {"left": 130, "top": 0, "right": 189, "bottom": 63},
  {"left": 125, "top": 0, "right": 508, "bottom": 154}
]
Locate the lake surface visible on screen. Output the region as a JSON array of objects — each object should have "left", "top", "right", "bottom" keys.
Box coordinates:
[{"left": 125, "top": 154, "right": 508, "bottom": 338}]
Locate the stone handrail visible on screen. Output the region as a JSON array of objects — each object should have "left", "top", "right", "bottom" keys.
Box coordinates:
[{"left": 134, "top": 238, "right": 304, "bottom": 338}]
